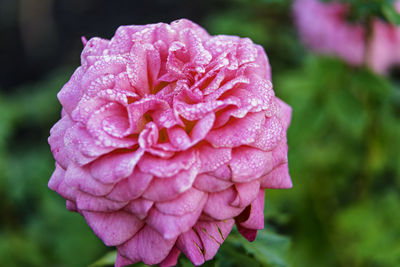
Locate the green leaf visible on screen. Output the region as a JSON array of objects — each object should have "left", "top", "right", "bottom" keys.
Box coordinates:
[
  {"left": 241, "top": 230, "right": 291, "bottom": 267},
  {"left": 89, "top": 251, "right": 117, "bottom": 267},
  {"left": 382, "top": 3, "right": 400, "bottom": 25}
]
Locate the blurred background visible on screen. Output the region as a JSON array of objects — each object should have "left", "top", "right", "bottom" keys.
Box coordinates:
[{"left": 0, "top": 0, "right": 399, "bottom": 266}]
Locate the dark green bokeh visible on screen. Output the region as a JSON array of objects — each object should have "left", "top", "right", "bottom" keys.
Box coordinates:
[{"left": 0, "top": 0, "right": 399, "bottom": 266}]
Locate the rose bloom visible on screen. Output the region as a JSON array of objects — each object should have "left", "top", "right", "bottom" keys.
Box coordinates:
[
  {"left": 48, "top": 19, "right": 292, "bottom": 266},
  {"left": 367, "top": 1, "right": 400, "bottom": 75},
  {"left": 293, "top": 0, "right": 400, "bottom": 75}
]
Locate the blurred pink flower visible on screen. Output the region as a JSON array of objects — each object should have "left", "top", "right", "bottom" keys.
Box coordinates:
[
  {"left": 293, "top": 0, "right": 366, "bottom": 65},
  {"left": 48, "top": 19, "right": 291, "bottom": 266},
  {"left": 368, "top": 18, "right": 400, "bottom": 74}
]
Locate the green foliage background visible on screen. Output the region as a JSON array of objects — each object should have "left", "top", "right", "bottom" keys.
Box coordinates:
[{"left": 0, "top": 0, "right": 399, "bottom": 266}]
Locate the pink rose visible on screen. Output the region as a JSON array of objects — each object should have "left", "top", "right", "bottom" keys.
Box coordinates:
[
  {"left": 293, "top": 0, "right": 366, "bottom": 65},
  {"left": 367, "top": 2, "right": 400, "bottom": 75},
  {"left": 48, "top": 19, "right": 292, "bottom": 266}
]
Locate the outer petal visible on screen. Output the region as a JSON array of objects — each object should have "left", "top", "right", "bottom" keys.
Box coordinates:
[
  {"left": 82, "top": 210, "right": 144, "bottom": 246},
  {"left": 194, "top": 219, "right": 235, "bottom": 260},
  {"left": 155, "top": 187, "right": 206, "bottom": 216},
  {"left": 159, "top": 247, "right": 181, "bottom": 267},
  {"left": 75, "top": 191, "right": 128, "bottom": 212},
  {"left": 118, "top": 225, "right": 177, "bottom": 265},
  {"left": 142, "top": 163, "right": 199, "bottom": 201},
  {"left": 106, "top": 169, "right": 153, "bottom": 202},
  {"left": 90, "top": 149, "right": 144, "bottom": 184},
  {"left": 64, "top": 163, "right": 114, "bottom": 197},
  {"left": 193, "top": 173, "right": 233, "bottom": 193},
  {"left": 176, "top": 229, "right": 205, "bottom": 266},
  {"left": 198, "top": 145, "right": 231, "bottom": 173},
  {"left": 203, "top": 187, "right": 244, "bottom": 220},
  {"left": 48, "top": 115, "right": 74, "bottom": 168},
  {"left": 261, "top": 163, "right": 292, "bottom": 189},
  {"left": 229, "top": 147, "right": 273, "bottom": 183},
  {"left": 138, "top": 150, "right": 197, "bottom": 177},
  {"left": 124, "top": 198, "right": 154, "bottom": 220},
  {"left": 147, "top": 194, "right": 207, "bottom": 239},
  {"left": 236, "top": 190, "right": 265, "bottom": 241},
  {"left": 115, "top": 253, "right": 135, "bottom": 267},
  {"left": 206, "top": 112, "right": 265, "bottom": 148}
]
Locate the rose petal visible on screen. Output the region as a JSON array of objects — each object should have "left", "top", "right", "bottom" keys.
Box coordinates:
[
  {"left": 106, "top": 169, "right": 153, "bottom": 202},
  {"left": 118, "top": 225, "right": 177, "bottom": 265},
  {"left": 206, "top": 112, "right": 265, "bottom": 148},
  {"left": 82, "top": 210, "right": 144, "bottom": 246},
  {"left": 203, "top": 187, "right": 244, "bottom": 220},
  {"left": 156, "top": 187, "right": 206, "bottom": 216},
  {"left": 176, "top": 229, "right": 205, "bottom": 266},
  {"left": 231, "top": 180, "right": 260, "bottom": 208},
  {"left": 236, "top": 190, "right": 265, "bottom": 234},
  {"left": 90, "top": 149, "right": 144, "bottom": 184},
  {"left": 138, "top": 149, "right": 197, "bottom": 177},
  {"left": 229, "top": 147, "right": 273, "bottom": 183},
  {"left": 159, "top": 247, "right": 181, "bottom": 267},
  {"left": 147, "top": 193, "right": 206, "bottom": 239},
  {"left": 193, "top": 173, "right": 233, "bottom": 193},
  {"left": 48, "top": 115, "right": 74, "bottom": 168},
  {"left": 124, "top": 198, "right": 154, "bottom": 220},
  {"left": 142, "top": 163, "right": 199, "bottom": 202},
  {"left": 76, "top": 191, "right": 128, "bottom": 212},
  {"left": 194, "top": 219, "right": 235, "bottom": 260},
  {"left": 64, "top": 163, "right": 114, "bottom": 196}
]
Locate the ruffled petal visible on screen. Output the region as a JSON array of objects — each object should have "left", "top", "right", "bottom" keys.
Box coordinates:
[
  {"left": 203, "top": 187, "right": 244, "bottom": 220},
  {"left": 90, "top": 149, "right": 144, "bottom": 184},
  {"left": 194, "top": 219, "right": 235, "bottom": 260},
  {"left": 106, "top": 169, "right": 153, "bottom": 202},
  {"left": 118, "top": 225, "right": 177, "bottom": 265},
  {"left": 147, "top": 193, "right": 206, "bottom": 239},
  {"left": 82, "top": 210, "right": 144, "bottom": 246},
  {"left": 159, "top": 247, "right": 181, "bottom": 267},
  {"left": 229, "top": 147, "right": 273, "bottom": 183},
  {"left": 176, "top": 229, "right": 205, "bottom": 266},
  {"left": 124, "top": 198, "right": 153, "bottom": 220}
]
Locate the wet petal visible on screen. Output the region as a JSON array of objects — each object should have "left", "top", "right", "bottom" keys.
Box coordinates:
[
  {"left": 229, "top": 147, "right": 273, "bottom": 183},
  {"left": 155, "top": 187, "right": 206, "bottom": 216},
  {"left": 159, "top": 247, "right": 180, "bottom": 267},
  {"left": 118, "top": 225, "right": 177, "bottom": 265},
  {"left": 124, "top": 198, "right": 153, "bottom": 220},
  {"left": 176, "top": 229, "right": 205, "bottom": 266},
  {"left": 90, "top": 149, "right": 144, "bottom": 184},
  {"left": 194, "top": 219, "right": 235, "bottom": 260},
  {"left": 106, "top": 169, "right": 152, "bottom": 202},
  {"left": 203, "top": 187, "right": 244, "bottom": 220},
  {"left": 206, "top": 112, "right": 265, "bottom": 148},
  {"left": 147, "top": 194, "right": 206, "bottom": 239},
  {"left": 82, "top": 210, "right": 144, "bottom": 246}
]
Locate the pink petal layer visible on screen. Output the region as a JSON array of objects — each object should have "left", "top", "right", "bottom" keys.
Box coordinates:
[
  {"left": 106, "top": 169, "right": 153, "bottom": 202},
  {"left": 115, "top": 253, "right": 135, "bottom": 267},
  {"left": 138, "top": 150, "right": 196, "bottom": 177},
  {"left": 90, "top": 149, "right": 144, "bottom": 184},
  {"left": 159, "top": 247, "right": 181, "bottom": 267},
  {"left": 203, "top": 187, "right": 244, "bottom": 220},
  {"left": 229, "top": 147, "right": 273, "bottom": 183},
  {"left": 156, "top": 187, "right": 206, "bottom": 216},
  {"left": 118, "top": 225, "right": 177, "bottom": 265},
  {"left": 82, "top": 210, "right": 144, "bottom": 246},
  {"left": 194, "top": 219, "right": 235, "bottom": 260},
  {"left": 142, "top": 164, "right": 199, "bottom": 201},
  {"left": 177, "top": 229, "right": 205, "bottom": 266},
  {"left": 124, "top": 198, "right": 154, "bottom": 220}
]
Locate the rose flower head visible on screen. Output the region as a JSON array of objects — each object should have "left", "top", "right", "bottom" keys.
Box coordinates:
[{"left": 48, "top": 19, "right": 292, "bottom": 266}]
